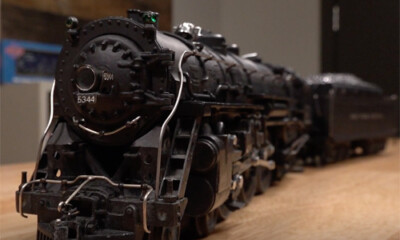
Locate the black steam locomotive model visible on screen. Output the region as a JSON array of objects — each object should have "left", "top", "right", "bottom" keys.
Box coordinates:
[{"left": 16, "top": 10, "right": 397, "bottom": 240}]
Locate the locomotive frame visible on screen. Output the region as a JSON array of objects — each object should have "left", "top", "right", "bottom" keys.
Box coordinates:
[{"left": 15, "top": 9, "right": 397, "bottom": 240}]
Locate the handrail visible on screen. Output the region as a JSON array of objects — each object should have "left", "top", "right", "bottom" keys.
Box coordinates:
[{"left": 154, "top": 50, "right": 193, "bottom": 199}]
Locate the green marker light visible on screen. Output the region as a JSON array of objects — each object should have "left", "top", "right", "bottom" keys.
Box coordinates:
[{"left": 142, "top": 12, "right": 157, "bottom": 24}]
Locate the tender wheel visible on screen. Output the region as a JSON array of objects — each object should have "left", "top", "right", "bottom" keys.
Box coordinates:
[
  {"left": 152, "top": 226, "right": 181, "bottom": 240},
  {"left": 313, "top": 155, "right": 323, "bottom": 167},
  {"left": 256, "top": 166, "right": 273, "bottom": 194},
  {"left": 194, "top": 210, "right": 218, "bottom": 237}
]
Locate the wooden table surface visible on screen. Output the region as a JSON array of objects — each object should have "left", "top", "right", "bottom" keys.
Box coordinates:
[{"left": 1, "top": 140, "right": 399, "bottom": 240}]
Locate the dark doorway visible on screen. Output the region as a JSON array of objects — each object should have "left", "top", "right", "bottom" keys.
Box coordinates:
[
  {"left": 321, "top": 0, "right": 399, "bottom": 136},
  {"left": 321, "top": 0, "right": 399, "bottom": 96}
]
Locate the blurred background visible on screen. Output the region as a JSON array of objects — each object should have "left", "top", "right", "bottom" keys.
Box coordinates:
[{"left": 0, "top": 0, "right": 398, "bottom": 164}]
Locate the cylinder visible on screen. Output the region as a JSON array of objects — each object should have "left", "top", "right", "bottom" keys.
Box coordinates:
[
  {"left": 185, "top": 176, "right": 215, "bottom": 216},
  {"left": 192, "top": 136, "right": 223, "bottom": 173}
]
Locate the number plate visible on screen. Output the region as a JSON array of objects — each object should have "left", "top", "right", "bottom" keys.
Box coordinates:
[{"left": 77, "top": 95, "right": 97, "bottom": 104}]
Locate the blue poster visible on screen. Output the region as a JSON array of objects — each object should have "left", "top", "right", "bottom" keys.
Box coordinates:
[{"left": 1, "top": 39, "right": 62, "bottom": 84}]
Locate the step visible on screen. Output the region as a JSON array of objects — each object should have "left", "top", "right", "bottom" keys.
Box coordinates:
[{"left": 170, "top": 154, "right": 186, "bottom": 160}]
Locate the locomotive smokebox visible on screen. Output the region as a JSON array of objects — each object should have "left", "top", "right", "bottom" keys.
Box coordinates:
[{"left": 55, "top": 12, "right": 175, "bottom": 146}]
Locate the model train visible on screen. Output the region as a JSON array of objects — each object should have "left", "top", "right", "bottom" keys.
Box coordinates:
[{"left": 16, "top": 9, "right": 397, "bottom": 240}]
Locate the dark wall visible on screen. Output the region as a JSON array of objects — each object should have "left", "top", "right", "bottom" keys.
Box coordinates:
[
  {"left": 2, "top": 0, "right": 171, "bottom": 44},
  {"left": 322, "top": 0, "right": 399, "bottom": 136},
  {"left": 322, "top": 0, "right": 399, "bottom": 96},
  {"left": 2, "top": 4, "right": 82, "bottom": 44}
]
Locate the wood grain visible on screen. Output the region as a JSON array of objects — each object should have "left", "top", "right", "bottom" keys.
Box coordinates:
[{"left": 1, "top": 140, "right": 399, "bottom": 240}]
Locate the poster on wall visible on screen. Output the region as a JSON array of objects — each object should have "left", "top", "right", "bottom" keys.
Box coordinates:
[{"left": 1, "top": 39, "right": 61, "bottom": 84}]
